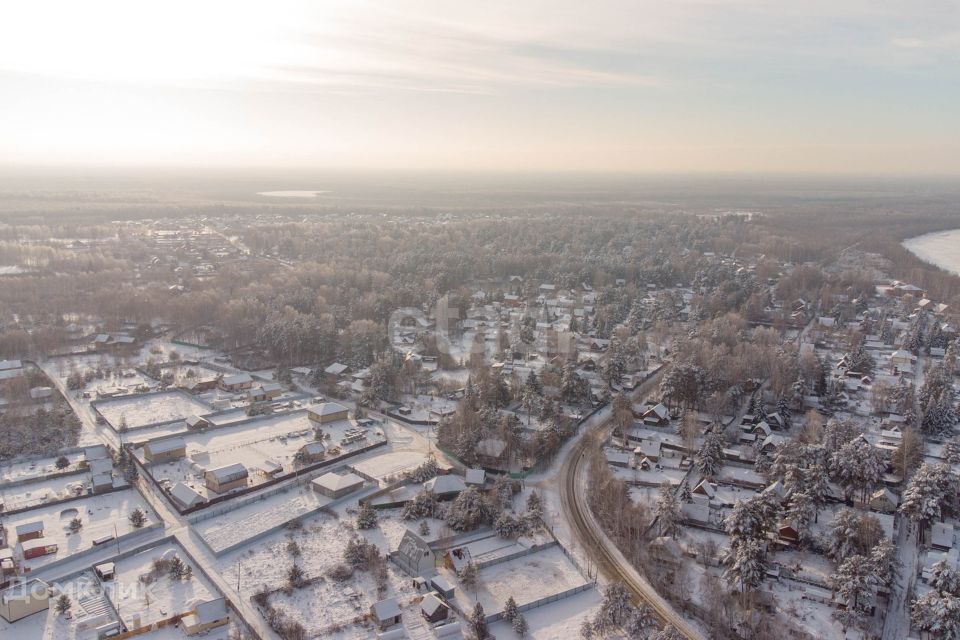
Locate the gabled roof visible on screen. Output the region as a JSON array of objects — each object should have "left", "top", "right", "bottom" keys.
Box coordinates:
[
  {"left": 144, "top": 436, "right": 186, "bottom": 455},
  {"left": 424, "top": 475, "right": 466, "bottom": 495},
  {"left": 301, "top": 441, "right": 325, "bottom": 455},
  {"left": 324, "top": 362, "right": 350, "bottom": 375},
  {"left": 170, "top": 482, "right": 204, "bottom": 508},
  {"left": 206, "top": 463, "right": 247, "bottom": 483},
  {"left": 421, "top": 593, "right": 447, "bottom": 617},
  {"left": 372, "top": 597, "right": 402, "bottom": 621},
  {"left": 195, "top": 598, "right": 228, "bottom": 624},
  {"left": 15, "top": 520, "right": 44, "bottom": 535},
  {"left": 221, "top": 372, "right": 253, "bottom": 386}
]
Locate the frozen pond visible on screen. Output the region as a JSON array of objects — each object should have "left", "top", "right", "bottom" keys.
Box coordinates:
[{"left": 903, "top": 229, "right": 960, "bottom": 276}]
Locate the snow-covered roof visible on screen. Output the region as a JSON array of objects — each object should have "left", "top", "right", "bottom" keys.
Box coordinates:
[
  {"left": 372, "top": 597, "right": 402, "bottom": 621},
  {"left": 313, "top": 471, "right": 364, "bottom": 492},
  {"left": 170, "top": 482, "right": 204, "bottom": 508},
  {"left": 301, "top": 441, "right": 325, "bottom": 456},
  {"left": 421, "top": 593, "right": 447, "bottom": 617},
  {"left": 206, "top": 463, "right": 247, "bottom": 483},
  {"left": 0, "top": 359, "right": 22, "bottom": 371},
  {"left": 424, "top": 475, "right": 466, "bottom": 495},
  {"left": 144, "top": 436, "right": 186, "bottom": 456},
  {"left": 221, "top": 373, "right": 253, "bottom": 386},
  {"left": 194, "top": 598, "right": 227, "bottom": 624},
  {"left": 465, "top": 469, "right": 486, "bottom": 485},
  {"left": 15, "top": 520, "right": 44, "bottom": 535},
  {"left": 324, "top": 362, "right": 350, "bottom": 375},
  {"left": 475, "top": 438, "right": 507, "bottom": 458},
  {"left": 308, "top": 402, "right": 349, "bottom": 418}
]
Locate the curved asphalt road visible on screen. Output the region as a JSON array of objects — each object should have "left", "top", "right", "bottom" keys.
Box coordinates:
[{"left": 557, "top": 372, "right": 707, "bottom": 640}]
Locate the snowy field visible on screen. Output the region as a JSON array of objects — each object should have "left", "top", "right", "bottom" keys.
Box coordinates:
[
  {"left": 0, "top": 474, "right": 90, "bottom": 512},
  {"left": 904, "top": 228, "right": 960, "bottom": 276},
  {"left": 0, "top": 452, "right": 86, "bottom": 484},
  {"left": 350, "top": 450, "right": 432, "bottom": 482},
  {"left": 488, "top": 587, "right": 601, "bottom": 640},
  {"left": 440, "top": 545, "right": 590, "bottom": 618},
  {"left": 96, "top": 390, "right": 211, "bottom": 430},
  {"left": 108, "top": 541, "right": 217, "bottom": 628},
  {"left": 3, "top": 489, "right": 155, "bottom": 570},
  {"left": 139, "top": 411, "right": 385, "bottom": 500},
  {"left": 217, "top": 510, "right": 419, "bottom": 638},
  {"left": 194, "top": 482, "right": 330, "bottom": 554}
]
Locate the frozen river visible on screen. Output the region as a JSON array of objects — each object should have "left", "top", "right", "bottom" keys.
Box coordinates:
[{"left": 903, "top": 229, "right": 960, "bottom": 276}]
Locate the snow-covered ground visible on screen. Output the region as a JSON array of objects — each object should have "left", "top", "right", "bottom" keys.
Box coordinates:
[
  {"left": 95, "top": 391, "right": 211, "bottom": 430},
  {"left": 903, "top": 228, "right": 960, "bottom": 276},
  {"left": 440, "top": 545, "right": 591, "bottom": 617},
  {"left": 4, "top": 489, "right": 155, "bottom": 571},
  {"left": 108, "top": 541, "right": 217, "bottom": 628},
  {"left": 216, "top": 509, "right": 421, "bottom": 638},
  {"left": 0, "top": 453, "right": 86, "bottom": 485},
  {"left": 138, "top": 411, "right": 385, "bottom": 500},
  {"left": 0, "top": 474, "right": 91, "bottom": 512},
  {"left": 351, "top": 450, "right": 433, "bottom": 482},
  {"left": 488, "top": 587, "right": 602, "bottom": 640},
  {"left": 194, "top": 482, "right": 331, "bottom": 554}
]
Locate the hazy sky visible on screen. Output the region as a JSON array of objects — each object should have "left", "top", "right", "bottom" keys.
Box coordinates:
[{"left": 1, "top": 1, "right": 958, "bottom": 174}]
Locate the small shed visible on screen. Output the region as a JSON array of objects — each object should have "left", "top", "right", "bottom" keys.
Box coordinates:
[
  {"left": 429, "top": 575, "right": 455, "bottom": 599},
  {"left": 420, "top": 593, "right": 449, "bottom": 623},
  {"left": 371, "top": 597, "right": 402, "bottom": 630},
  {"left": 94, "top": 562, "right": 115, "bottom": 581},
  {"left": 311, "top": 471, "right": 364, "bottom": 499},
  {"left": 180, "top": 597, "right": 230, "bottom": 636},
  {"left": 15, "top": 521, "right": 44, "bottom": 543},
  {"left": 170, "top": 482, "right": 204, "bottom": 509},
  {"left": 464, "top": 469, "right": 486, "bottom": 487}
]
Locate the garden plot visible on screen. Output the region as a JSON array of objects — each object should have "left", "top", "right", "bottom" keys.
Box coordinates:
[
  {"left": 107, "top": 541, "right": 217, "bottom": 629},
  {"left": 350, "top": 450, "right": 433, "bottom": 482},
  {"left": 96, "top": 390, "right": 211, "bottom": 430},
  {"left": 440, "top": 545, "right": 589, "bottom": 618},
  {"left": 194, "top": 483, "right": 331, "bottom": 554},
  {"left": 217, "top": 512, "right": 416, "bottom": 638},
  {"left": 488, "top": 586, "right": 601, "bottom": 640},
  {"left": 4, "top": 489, "right": 155, "bottom": 571},
  {"left": 40, "top": 571, "right": 121, "bottom": 640},
  {"left": 0, "top": 452, "right": 85, "bottom": 484},
  {"left": 0, "top": 474, "right": 90, "bottom": 512},
  {"left": 141, "top": 411, "right": 385, "bottom": 501}
]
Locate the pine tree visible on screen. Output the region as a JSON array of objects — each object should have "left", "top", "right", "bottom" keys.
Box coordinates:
[
  {"left": 724, "top": 538, "right": 766, "bottom": 593},
  {"left": 831, "top": 554, "right": 872, "bottom": 612},
  {"left": 900, "top": 463, "right": 957, "bottom": 533},
  {"left": 695, "top": 430, "right": 724, "bottom": 478},
  {"left": 596, "top": 582, "right": 633, "bottom": 630},
  {"left": 503, "top": 596, "right": 520, "bottom": 623},
  {"left": 55, "top": 594, "right": 71, "bottom": 614},
  {"left": 870, "top": 538, "right": 900, "bottom": 588},
  {"left": 655, "top": 483, "right": 682, "bottom": 537},
  {"left": 356, "top": 502, "right": 378, "bottom": 529},
  {"left": 129, "top": 508, "right": 146, "bottom": 528},
  {"left": 512, "top": 613, "right": 528, "bottom": 637},
  {"left": 912, "top": 591, "right": 960, "bottom": 637},
  {"left": 469, "top": 602, "right": 489, "bottom": 639}
]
